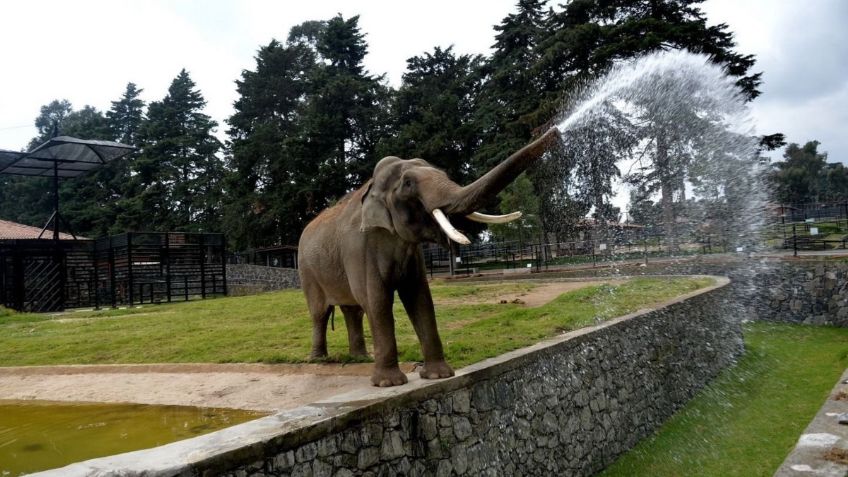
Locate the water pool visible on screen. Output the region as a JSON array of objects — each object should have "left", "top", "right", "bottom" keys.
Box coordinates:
[{"left": 0, "top": 400, "right": 264, "bottom": 475}]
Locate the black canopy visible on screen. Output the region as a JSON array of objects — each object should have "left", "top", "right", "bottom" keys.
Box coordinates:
[
  {"left": 0, "top": 136, "right": 135, "bottom": 178},
  {"left": 0, "top": 136, "right": 136, "bottom": 240}
]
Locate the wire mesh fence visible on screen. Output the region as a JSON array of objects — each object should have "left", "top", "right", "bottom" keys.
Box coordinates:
[{"left": 0, "top": 232, "right": 226, "bottom": 312}]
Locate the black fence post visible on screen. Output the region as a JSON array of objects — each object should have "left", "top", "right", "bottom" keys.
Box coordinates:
[
  {"left": 127, "top": 233, "right": 134, "bottom": 307},
  {"left": 0, "top": 255, "right": 5, "bottom": 307},
  {"left": 199, "top": 234, "right": 207, "bottom": 299},
  {"left": 221, "top": 236, "right": 228, "bottom": 296},
  {"left": 448, "top": 243, "right": 456, "bottom": 277},
  {"left": 165, "top": 233, "right": 172, "bottom": 303},
  {"left": 793, "top": 224, "right": 798, "bottom": 257},
  {"left": 12, "top": 249, "right": 23, "bottom": 311},
  {"left": 109, "top": 244, "right": 116, "bottom": 308},
  {"left": 92, "top": 244, "right": 100, "bottom": 310}
]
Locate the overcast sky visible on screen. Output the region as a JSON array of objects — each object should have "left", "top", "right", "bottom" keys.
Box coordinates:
[{"left": 1, "top": 0, "right": 845, "bottom": 166}]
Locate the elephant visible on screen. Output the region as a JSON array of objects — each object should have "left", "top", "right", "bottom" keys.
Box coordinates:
[{"left": 297, "top": 127, "right": 561, "bottom": 386}]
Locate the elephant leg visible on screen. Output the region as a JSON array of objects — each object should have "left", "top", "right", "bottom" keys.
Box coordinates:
[
  {"left": 363, "top": 286, "right": 407, "bottom": 387},
  {"left": 303, "top": 279, "right": 332, "bottom": 359},
  {"left": 339, "top": 305, "right": 367, "bottom": 357},
  {"left": 398, "top": 257, "right": 454, "bottom": 380},
  {"left": 309, "top": 306, "right": 333, "bottom": 359}
]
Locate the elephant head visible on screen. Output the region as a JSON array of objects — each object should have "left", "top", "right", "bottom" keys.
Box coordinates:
[{"left": 360, "top": 127, "right": 561, "bottom": 245}]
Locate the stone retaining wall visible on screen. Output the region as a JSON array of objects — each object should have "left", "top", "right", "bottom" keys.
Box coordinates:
[
  {"left": 472, "top": 255, "right": 848, "bottom": 328},
  {"left": 39, "top": 277, "right": 742, "bottom": 476},
  {"left": 227, "top": 264, "right": 300, "bottom": 294},
  {"left": 644, "top": 257, "right": 848, "bottom": 327}
]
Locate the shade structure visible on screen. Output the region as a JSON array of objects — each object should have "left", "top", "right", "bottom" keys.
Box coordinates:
[
  {"left": 0, "top": 136, "right": 135, "bottom": 178},
  {"left": 0, "top": 136, "right": 136, "bottom": 240}
]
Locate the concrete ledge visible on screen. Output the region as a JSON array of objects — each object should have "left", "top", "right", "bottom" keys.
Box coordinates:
[
  {"left": 775, "top": 368, "right": 848, "bottom": 477},
  {"left": 32, "top": 276, "right": 739, "bottom": 477}
]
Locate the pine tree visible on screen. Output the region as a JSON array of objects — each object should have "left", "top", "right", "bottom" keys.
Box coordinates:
[
  {"left": 302, "top": 15, "right": 392, "bottom": 200},
  {"left": 378, "top": 46, "right": 484, "bottom": 184},
  {"left": 107, "top": 83, "right": 146, "bottom": 144},
  {"left": 770, "top": 141, "right": 846, "bottom": 204},
  {"left": 474, "top": 0, "right": 547, "bottom": 171},
  {"left": 56, "top": 106, "right": 117, "bottom": 237},
  {"left": 224, "top": 38, "right": 319, "bottom": 249},
  {"left": 120, "top": 70, "right": 223, "bottom": 232}
]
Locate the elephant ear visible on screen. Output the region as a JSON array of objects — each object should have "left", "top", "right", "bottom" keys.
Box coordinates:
[
  {"left": 360, "top": 157, "right": 402, "bottom": 233},
  {"left": 360, "top": 180, "right": 394, "bottom": 233}
]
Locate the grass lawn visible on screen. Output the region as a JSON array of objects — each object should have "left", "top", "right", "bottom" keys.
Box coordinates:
[
  {"left": 601, "top": 322, "right": 848, "bottom": 477},
  {"left": 0, "top": 277, "right": 711, "bottom": 368}
]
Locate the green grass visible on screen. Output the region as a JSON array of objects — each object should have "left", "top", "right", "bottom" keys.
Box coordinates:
[
  {"left": 601, "top": 322, "right": 848, "bottom": 477},
  {"left": 0, "top": 277, "right": 711, "bottom": 368}
]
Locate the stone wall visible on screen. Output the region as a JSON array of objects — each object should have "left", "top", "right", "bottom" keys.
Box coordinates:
[
  {"left": 41, "top": 277, "right": 742, "bottom": 476},
  {"left": 732, "top": 259, "right": 848, "bottom": 326},
  {"left": 466, "top": 255, "right": 848, "bottom": 328},
  {"left": 227, "top": 264, "right": 300, "bottom": 295}
]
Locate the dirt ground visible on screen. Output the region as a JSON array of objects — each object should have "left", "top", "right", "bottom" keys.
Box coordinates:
[{"left": 0, "top": 280, "right": 618, "bottom": 411}]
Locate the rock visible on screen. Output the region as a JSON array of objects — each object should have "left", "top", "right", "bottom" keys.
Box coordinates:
[
  {"left": 454, "top": 417, "right": 473, "bottom": 441},
  {"left": 420, "top": 414, "right": 439, "bottom": 440},
  {"left": 296, "top": 443, "right": 318, "bottom": 463},
  {"left": 451, "top": 445, "right": 468, "bottom": 474},
  {"left": 381, "top": 431, "right": 405, "bottom": 460},
  {"left": 452, "top": 389, "right": 471, "bottom": 413},
  {"left": 312, "top": 459, "right": 333, "bottom": 477},
  {"left": 273, "top": 451, "right": 296, "bottom": 471},
  {"left": 436, "top": 459, "right": 453, "bottom": 477},
  {"left": 839, "top": 413, "right": 848, "bottom": 425},
  {"left": 358, "top": 447, "right": 380, "bottom": 469},
  {"left": 291, "top": 462, "right": 313, "bottom": 477},
  {"left": 361, "top": 423, "right": 383, "bottom": 447}
]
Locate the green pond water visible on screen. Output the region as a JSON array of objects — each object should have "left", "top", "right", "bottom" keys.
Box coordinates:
[{"left": 0, "top": 400, "right": 265, "bottom": 475}]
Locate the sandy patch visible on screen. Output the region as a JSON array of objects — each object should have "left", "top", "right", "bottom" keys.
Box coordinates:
[
  {"left": 0, "top": 363, "right": 414, "bottom": 412},
  {"left": 1, "top": 280, "right": 624, "bottom": 411},
  {"left": 437, "top": 280, "right": 625, "bottom": 308}
]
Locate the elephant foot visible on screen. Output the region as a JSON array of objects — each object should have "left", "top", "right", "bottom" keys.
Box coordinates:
[
  {"left": 309, "top": 349, "right": 328, "bottom": 360},
  {"left": 371, "top": 367, "right": 408, "bottom": 387},
  {"left": 349, "top": 349, "right": 369, "bottom": 359},
  {"left": 419, "top": 360, "right": 454, "bottom": 380}
]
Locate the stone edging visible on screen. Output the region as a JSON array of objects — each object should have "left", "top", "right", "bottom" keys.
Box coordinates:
[{"left": 774, "top": 368, "right": 848, "bottom": 477}]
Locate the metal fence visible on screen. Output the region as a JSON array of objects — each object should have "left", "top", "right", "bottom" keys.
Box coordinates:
[
  {"left": 772, "top": 201, "right": 848, "bottom": 253},
  {"left": 422, "top": 233, "right": 733, "bottom": 277},
  {"left": 0, "top": 232, "right": 226, "bottom": 312}
]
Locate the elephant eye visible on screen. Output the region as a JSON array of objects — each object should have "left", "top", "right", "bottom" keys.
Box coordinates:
[{"left": 403, "top": 178, "right": 412, "bottom": 188}]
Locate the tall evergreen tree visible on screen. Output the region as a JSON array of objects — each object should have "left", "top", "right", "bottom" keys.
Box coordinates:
[
  {"left": 474, "top": 0, "right": 547, "bottom": 171},
  {"left": 120, "top": 70, "right": 223, "bottom": 232},
  {"left": 107, "top": 83, "right": 146, "bottom": 144},
  {"left": 770, "top": 141, "right": 847, "bottom": 204},
  {"left": 378, "top": 46, "right": 484, "bottom": 184},
  {"left": 302, "top": 15, "right": 392, "bottom": 201},
  {"left": 225, "top": 38, "right": 319, "bottom": 249}
]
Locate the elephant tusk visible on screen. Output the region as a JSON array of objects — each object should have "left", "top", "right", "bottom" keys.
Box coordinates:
[
  {"left": 466, "top": 211, "right": 523, "bottom": 224},
  {"left": 432, "top": 209, "right": 471, "bottom": 245}
]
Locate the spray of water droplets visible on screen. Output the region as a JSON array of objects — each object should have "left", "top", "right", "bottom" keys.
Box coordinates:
[{"left": 553, "top": 49, "right": 769, "bottom": 255}]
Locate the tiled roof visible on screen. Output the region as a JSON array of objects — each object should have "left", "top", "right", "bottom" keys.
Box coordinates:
[{"left": 0, "top": 219, "right": 81, "bottom": 240}]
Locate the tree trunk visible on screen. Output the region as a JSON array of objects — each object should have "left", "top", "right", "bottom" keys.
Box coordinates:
[{"left": 657, "top": 134, "right": 678, "bottom": 253}]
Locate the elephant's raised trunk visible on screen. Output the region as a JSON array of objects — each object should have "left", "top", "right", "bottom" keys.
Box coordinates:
[{"left": 444, "top": 128, "right": 561, "bottom": 215}]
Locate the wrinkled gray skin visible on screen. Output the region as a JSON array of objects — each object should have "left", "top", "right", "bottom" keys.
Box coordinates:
[{"left": 297, "top": 128, "right": 560, "bottom": 386}]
